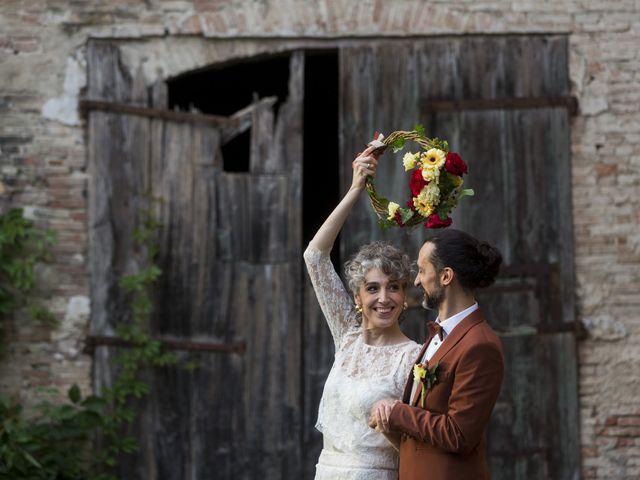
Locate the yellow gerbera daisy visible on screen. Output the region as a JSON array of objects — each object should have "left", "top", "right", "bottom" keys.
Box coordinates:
[
  {"left": 413, "top": 188, "right": 438, "bottom": 217},
  {"left": 420, "top": 148, "right": 446, "bottom": 170}
]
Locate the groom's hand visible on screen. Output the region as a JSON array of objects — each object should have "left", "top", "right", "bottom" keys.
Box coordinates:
[{"left": 368, "top": 398, "right": 399, "bottom": 433}]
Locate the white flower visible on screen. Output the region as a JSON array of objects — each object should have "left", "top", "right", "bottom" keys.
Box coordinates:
[
  {"left": 424, "top": 182, "right": 441, "bottom": 206},
  {"left": 421, "top": 166, "right": 440, "bottom": 183},
  {"left": 403, "top": 152, "right": 417, "bottom": 171},
  {"left": 387, "top": 202, "right": 400, "bottom": 220}
]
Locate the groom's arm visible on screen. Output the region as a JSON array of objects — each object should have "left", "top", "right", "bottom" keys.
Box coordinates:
[{"left": 387, "top": 341, "right": 504, "bottom": 454}]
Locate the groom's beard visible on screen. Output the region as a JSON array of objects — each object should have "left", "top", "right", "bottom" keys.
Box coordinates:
[{"left": 422, "top": 281, "right": 445, "bottom": 311}]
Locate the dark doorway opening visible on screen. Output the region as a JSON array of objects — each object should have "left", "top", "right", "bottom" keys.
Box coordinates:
[
  {"left": 166, "top": 50, "right": 341, "bottom": 258},
  {"left": 302, "top": 50, "right": 340, "bottom": 262},
  {"left": 168, "top": 54, "right": 291, "bottom": 172}
]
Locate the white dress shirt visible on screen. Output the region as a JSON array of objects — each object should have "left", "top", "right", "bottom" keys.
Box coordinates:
[{"left": 424, "top": 302, "right": 478, "bottom": 362}]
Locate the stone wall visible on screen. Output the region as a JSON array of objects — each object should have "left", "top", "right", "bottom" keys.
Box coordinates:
[{"left": 0, "top": 1, "right": 638, "bottom": 478}]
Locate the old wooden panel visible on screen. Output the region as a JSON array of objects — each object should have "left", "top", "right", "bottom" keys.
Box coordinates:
[
  {"left": 89, "top": 44, "right": 305, "bottom": 479},
  {"left": 87, "top": 41, "right": 134, "bottom": 103},
  {"left": 148, "top": 121, "right": 221, "bottom": 338},
  {"left": 487, "top": 332, "right": 580, "bottom": 480},
  {"left": 430, "top": 107, "right": 574, "bottom": 330},
  {"left": 87, "top": 41, "right": 151, "bottom": 337},
  {"left": 416, "top": 35, "right": 569, "bottom": 100},
  {"left": 417, "top": 36, "right": 578, "bottom": 480},
  {"left": 337, "top": 35, "right": 579, "bottom": 480},
  {"left": 339, "top": 42, "right": 431, "bottom": 342}
]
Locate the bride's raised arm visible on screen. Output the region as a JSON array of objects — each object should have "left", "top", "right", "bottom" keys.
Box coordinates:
[
  {"left": 307, "top": 145, "right": 379, "bottom": 253},
  {"left": 303, "top": 145, "right": 379, "bottom": 346}
]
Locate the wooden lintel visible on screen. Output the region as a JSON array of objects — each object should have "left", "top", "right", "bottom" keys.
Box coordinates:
[
  {"left": 84, "top": 335, "right": 246, "bottom": 354},
  {"left": 80, "top": 99, "right": 240, "bottom": 127},
  {"left": 425, "top": 96, "right": 579, "bottom": 116}
]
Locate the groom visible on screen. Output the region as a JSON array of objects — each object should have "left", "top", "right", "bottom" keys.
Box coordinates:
[{"left": 369, "top": 229, "right": 504, "bottom": 480}]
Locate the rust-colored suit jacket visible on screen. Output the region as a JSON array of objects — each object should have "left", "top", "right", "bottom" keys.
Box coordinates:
[{"left": 388, "top": 309, "right": 504, "bottom": 480}]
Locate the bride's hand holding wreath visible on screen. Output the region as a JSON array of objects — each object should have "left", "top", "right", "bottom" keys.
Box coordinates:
[{"left": 350, "top": 145, "right": 379, "bottom": 191}]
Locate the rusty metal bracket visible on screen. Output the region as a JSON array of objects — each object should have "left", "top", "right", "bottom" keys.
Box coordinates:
[
  {"left": 84, "top": 335, "right": 246, "bottom": 355},
  {"left": 425, "top": 96, "right": 579, "bottom": 116},
  {"left": 80, "top": 99, "right": 240, "bottom": 127}
]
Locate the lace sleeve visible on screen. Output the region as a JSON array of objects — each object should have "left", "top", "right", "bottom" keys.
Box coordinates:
[{"left": 304, "top": 245, "right": 357, "bottom": 348}]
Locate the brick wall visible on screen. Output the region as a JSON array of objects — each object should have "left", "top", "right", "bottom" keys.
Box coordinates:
[{"left": 1, "top": 1, "right": 638, "bottom": 478}]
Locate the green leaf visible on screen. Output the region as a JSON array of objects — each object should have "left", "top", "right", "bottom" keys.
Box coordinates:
[
  {"left": 390, "top": 137, "right": 406, "bottom": 153},
  {"left": 413, "top": 124, "right": 426, "bottom": 137},
  {"left": 68, "top": 384, "right": 82, "bottom": 404},
  {"left": 399, "top": 208, "right": 414, "bottom": 224},
  {"left": 459, "top": 188, "right": 474, "bottom": 199}
]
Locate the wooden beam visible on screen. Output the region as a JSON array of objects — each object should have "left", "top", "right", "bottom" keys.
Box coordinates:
[
  {"left": 80, "top": 99, "right": 240, "bottom": 126},
  {"left": 425, "top": 96, "right": 579, "bottom": 116}
]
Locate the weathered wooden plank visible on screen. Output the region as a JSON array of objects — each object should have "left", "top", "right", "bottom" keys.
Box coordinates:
[
  {"left": 88, "top": 109, "right": 151, "bottom": 334},
  {"left": 279, "top": 51, "right": 305, "bottom": 260},
  {"left": 338, "top": 36, "right": 578, "bottom": 480},
  {"left": 415, "top": 35, "right": 568, "bottom": 100},
  {"left": 149, "top": 121, "right": 221, "bottom": 337},
  {"left": 487, "top": 332, "right": 580, "bottom": 480},
  {"left": 87, "top": 41, "right": 134, "bottom": 103},
  {"left": 339, "top": 42, "right": 436, "bottom": 344},
  {"left": 216, "top": 173, "right": 296, "bottom": 263},
  {"left": 340, "top": 43, "right": 426, "bottom": 250},
  {"left": 240, "top": 261, "right": 303, "bottom": 479},
  {"left": 250, "top": 97, "right": 277, "bottom": 173},
  {"left": 433, "top": 108, "right": 575, "bottom": 329}
]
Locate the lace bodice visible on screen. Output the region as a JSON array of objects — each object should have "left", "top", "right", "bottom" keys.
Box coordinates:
[{"left": 304, "top": 246, "right": 421, "bottom": 479}]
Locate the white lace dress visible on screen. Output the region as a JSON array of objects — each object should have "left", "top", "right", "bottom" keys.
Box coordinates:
[{"left": 304, "top": 246, "right": 421, "bottom": 480}]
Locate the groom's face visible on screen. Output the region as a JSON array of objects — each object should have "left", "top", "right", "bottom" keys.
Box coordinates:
[{"left": 415, "top": 242, "right": 445, "bottom": 311}]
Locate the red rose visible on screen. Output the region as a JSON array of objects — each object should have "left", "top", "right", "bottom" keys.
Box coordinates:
[
  {"left": 424, "top": 214, "right": 452, "bottom": 229},
  {"left": 444, "top": 152, "right": 468, "bottom": 176},
  {"left": 410, "top": 169, "right": 427, "bottom": 196},
  {"left": 394, "top": 211, "right": 404, "bottom": 227},
  {"left": 407, "top": 199, "right": 416, "bottom": 211}
]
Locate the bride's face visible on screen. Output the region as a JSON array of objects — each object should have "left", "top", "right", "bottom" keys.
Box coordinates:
[{"left": 356, "top": 268, "right": 406, "bottom": 330}]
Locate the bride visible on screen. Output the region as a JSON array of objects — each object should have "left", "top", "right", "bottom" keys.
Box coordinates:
[{"left": 304, "top": 145, "right": 421, "bottom": 479}]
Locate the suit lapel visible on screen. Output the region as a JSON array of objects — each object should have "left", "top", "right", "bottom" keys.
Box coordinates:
[{"left": 428, "top": 309, "right": 485, "bottom": 366}]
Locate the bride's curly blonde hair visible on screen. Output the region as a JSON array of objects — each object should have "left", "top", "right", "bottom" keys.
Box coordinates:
[{"left": 344, "top": 241, "right": 414, "bottom": 295}]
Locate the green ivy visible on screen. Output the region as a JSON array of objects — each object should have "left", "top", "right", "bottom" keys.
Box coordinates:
[
  {"left": 0, "top": 206, "right": 176, "bottom": 479},
  {"left": 0, "top": 208, "right": 56, "bottom": 353}
]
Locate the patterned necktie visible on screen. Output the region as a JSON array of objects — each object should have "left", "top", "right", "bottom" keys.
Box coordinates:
[{"left": 427, "top": 321, "right": 445, "bottom": 341}]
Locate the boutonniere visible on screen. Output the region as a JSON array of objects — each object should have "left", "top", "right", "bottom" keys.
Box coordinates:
[{"left": 413, "top": 362, "right": 439, "bottom": 408}]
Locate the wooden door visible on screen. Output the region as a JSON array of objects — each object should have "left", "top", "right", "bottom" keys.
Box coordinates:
[
  {"left": 337, "top": 36, "right": 579, "bottom": 479},
  {"left": 87, "top": 41, "right": 304, "bottom": 479}
]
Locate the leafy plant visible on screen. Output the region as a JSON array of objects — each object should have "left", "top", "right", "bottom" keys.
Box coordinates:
[
  {"left": 0, "top": 208, "right": 56, "bottom": 352},
  {"left": 0, "top": 206, "right": 176, "bottom": 479},
  {"left": 0, "top": 386, "right": 107, "bottom": 479}
]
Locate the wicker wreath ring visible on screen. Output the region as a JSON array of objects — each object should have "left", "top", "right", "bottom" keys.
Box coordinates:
[{"left": 364, "top": 129, "right": 473, "bottom": 230}]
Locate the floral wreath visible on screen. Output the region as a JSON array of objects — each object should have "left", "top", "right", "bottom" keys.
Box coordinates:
[{"left": 365, "top": 126, "right": 474, "bottom": 229}]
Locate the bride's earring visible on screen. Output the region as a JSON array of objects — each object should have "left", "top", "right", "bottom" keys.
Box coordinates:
[
  {"left": 403, "top": 301, "right": 408, "bottom": 311},
  {"left": 355, "top": 303, "right": 363, "bottom": 316}
]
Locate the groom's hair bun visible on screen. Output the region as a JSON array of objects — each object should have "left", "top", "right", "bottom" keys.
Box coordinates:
[{"left": 427, "top": 229, "right": 502, "bottom": 290}]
